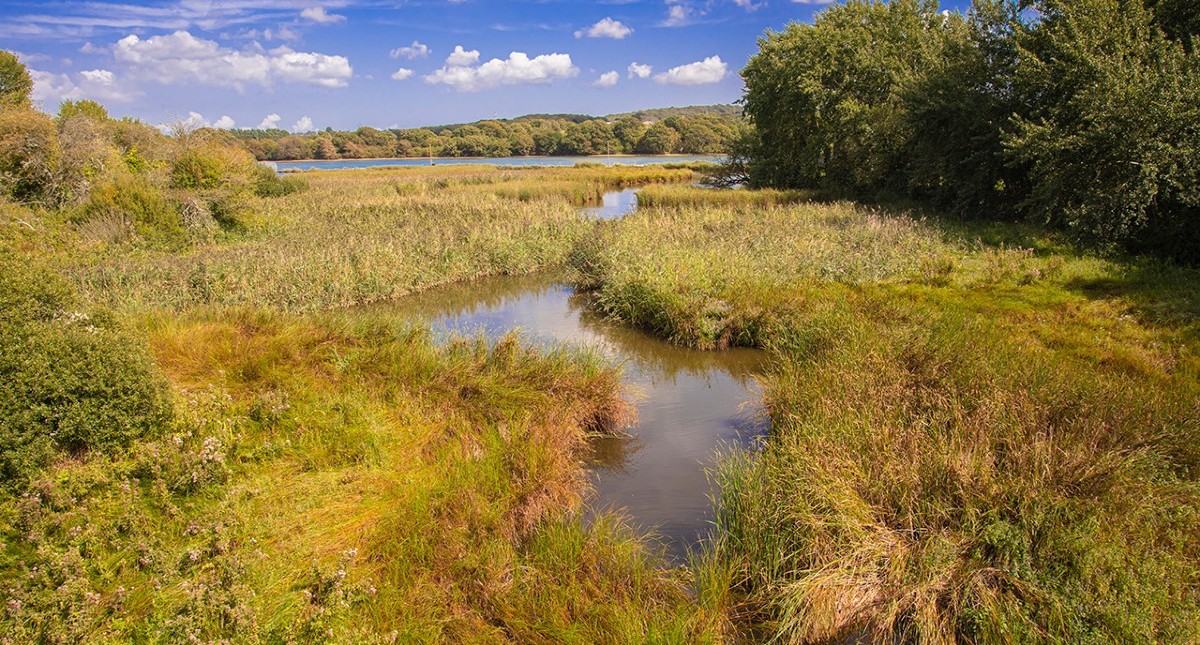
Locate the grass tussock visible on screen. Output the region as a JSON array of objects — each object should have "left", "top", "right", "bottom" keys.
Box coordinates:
[
  {"left": 0, "top": 306, "right": 722, "bottom": 641},
  {"left": 572, "top": 185, "right": 1200, "bottom": 641},
  {"left": 0, "top": 169, "right": 727, "bottom": 642}
]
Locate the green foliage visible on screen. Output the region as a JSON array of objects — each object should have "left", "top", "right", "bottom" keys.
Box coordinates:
[
  {"left": 232, "top": 108, "right": 745, "bottom": 161},
  {"left": 0, "top": 257, "right": 172, "bottom": 485},
  {"left": 78, "top": 176, "right": 186, "bottom": 246},
  {"left": 1007, "top": 0, "right": 1200, "bottom": 260},
  {"left": 742, "top": 0, "right": 1200, "bottom": 261},
  {"left": 56, "top": 99, "right": 109, "bottom": 122},
  {"left": 0, "top": 50, "right": 32, "bottom": 108},
  {"left": 171, "top": 151, "right": 225, "bottom": 189}
]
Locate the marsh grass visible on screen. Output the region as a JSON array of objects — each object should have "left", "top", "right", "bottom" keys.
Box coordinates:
[
  {"left": 0, "top": 168, "right": 729, "bottom": 642},
  {"left": 0, "top": 307, "right": 723, "bottom": 641},
  {"left": 571, "top": 185, "right": 1200, "bottom": 641},
  {"left": 53, "top": 165, "right": 694, "bottom": 313}
]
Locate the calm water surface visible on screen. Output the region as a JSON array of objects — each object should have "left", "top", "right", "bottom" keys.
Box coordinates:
[
  {"left": 369, "top": 190, "right": 763, "bottom": 559},
  {"left": 380, "top": 272, "right": 766, "bottom": 560},
  {"left": 276, "top": 155, "right": 723, "bottom": 172},
  {"left": 581, "top": 188, "right": 639, "bottom": 221}
]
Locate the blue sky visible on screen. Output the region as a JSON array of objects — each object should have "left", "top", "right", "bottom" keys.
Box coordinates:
[{"left": 1, "top": 0, "right": 971, "bottom": 130}]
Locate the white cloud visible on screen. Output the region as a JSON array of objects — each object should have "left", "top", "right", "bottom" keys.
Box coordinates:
[
  {"left": 182, "top": 111, "right": 208, "bottom": 128},
  {"left": 391, "top": 68, "right": 414, "bottom": 81},
  {"left": 292, "top": 115, "right": 314, "bottom": 132},
  {"left": 214, "top": 115, "right": 236, "bottom": 129},
  {"left": 654, "top": 55, "right": 726, "bottom": 85},
  {"left": 391, "top": 40, "right": 430, "bottom": 59},
  {"left": 592, "top": 71, "right": 619, "bottom": 88},
  {"left": 574, "top": 17, "right": 632, "bottom": 39},
  {"left": 79, "top": 69, "right": 114, "bottom": 84},
  {"left": 300, "top": 6, "right": 346, "bottom": 24},
  {"left": 114, "top": 31, "right": 353, "bottom": 90},
  {"left": 259, "top": 113, "right": 281, "bottom": 129},
  {"left": 425, "top": 51, "right": 578, "bottom": 92},
  {"left": 445, "top": 45, "right": 480, "bottom": 66},
  {"left": 30, "top": 67, "right": 137, "bottom": 105},
  {"left": 231, "top": 26, "right": 301, "bottom": 42},
  {"left": 735, "top": 0, "right": 765, "bottom": 10},
  {"left": 663, "top": 3, "right": 690, "bottom": 26},
  {"left": 2, "top": 0, "right": 358, "bottom": 38},
  {"left": 627, "top": 62, "right": 651, "bottom": 79}
]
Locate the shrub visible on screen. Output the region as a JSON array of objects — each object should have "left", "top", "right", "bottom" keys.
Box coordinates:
[
  {"left": 0, "top": 107, "right": 62, "bottom": 203},
  {"left": 252, "top": 164, "right": 307, "bottom": 197},
  {"left": 171, "top": 151, "right": 224, "bottom": 189},
  {"left": 77, "top": 175, "right": 186, "bottom": 246},
  {"left": 0, "top": 257, "right": 173, "bottom": 485}
]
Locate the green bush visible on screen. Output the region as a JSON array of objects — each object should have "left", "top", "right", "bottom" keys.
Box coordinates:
[
  {"left": 171, "top": 151, "right": 224, "bottom": 189},
  {"left": 77, "top": 176, "right": 186, "bottom": 246},
  {"left": 252, "top": 164, "right": 307, "bottom": 197},
  {"left": 0, "top": 257, "right": 173, "bottom": 485}
]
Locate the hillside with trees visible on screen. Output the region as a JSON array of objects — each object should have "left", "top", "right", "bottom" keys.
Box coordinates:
[{"left": 228, "top": 105, "right": 746, "bottom": 161}]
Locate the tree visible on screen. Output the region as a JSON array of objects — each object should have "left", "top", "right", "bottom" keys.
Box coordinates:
[
  {"left": 0, "top": 51, "right": 32, "bottom": 109},
  {"left": 635, "top": 123, "right": 680, "bottom": 154},
  {"left": 1006, "top": 0, "right": 1200, "bottom": 259},
  {"left": 57, "top": 99, "right": 109, "bottom": 122}
]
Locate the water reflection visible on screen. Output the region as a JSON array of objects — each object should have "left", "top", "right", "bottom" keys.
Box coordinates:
[
  {"left": 582, "top": 188, "right": 639, "bottom": 221},
  {"left": 370, "top": 271, "right": 766, "bottom": 560}
]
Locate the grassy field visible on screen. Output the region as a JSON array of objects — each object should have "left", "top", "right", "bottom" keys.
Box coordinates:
[
  {"left": 61, "top": 164, "right": 695, "bottom": 312},
  {"left": 0, "top": 165, "right": 730, "bottom": 642},
  {"left": 570, "top": 187, "right": 1200, "bottom": 642},
  {"left": 7, "top": 164, "right": 1199, "bottom": 642}
]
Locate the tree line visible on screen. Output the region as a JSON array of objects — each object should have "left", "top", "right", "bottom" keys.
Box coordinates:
[
  {"left": 741, "top": 0, "right": 1199, "bottom": 261},
  {"left": 231, "top": 110, "right": 747, "bottom": 161}
]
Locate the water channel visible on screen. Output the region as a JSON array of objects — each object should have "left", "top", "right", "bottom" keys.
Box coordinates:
[{"left": 376, "top": 190, "right": 765, "bottom": 560}]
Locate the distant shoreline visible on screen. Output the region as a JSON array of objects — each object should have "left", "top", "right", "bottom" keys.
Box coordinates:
[{"left": 268, "top": 153, "right": 723, "bottom": 163}]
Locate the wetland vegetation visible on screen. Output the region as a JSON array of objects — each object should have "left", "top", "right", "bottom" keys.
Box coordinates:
[{"left": 2, "top": 0, "right": 1200, "bottom": 641}]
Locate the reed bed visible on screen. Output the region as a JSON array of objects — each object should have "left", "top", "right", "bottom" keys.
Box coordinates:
[
  {"left": 0, "top": 167, "right": 728, "bottom": 642},
  {"left": 571, "top": 186, "right": 1200, "bottom": 642},
  {"left": 56, "top": 165, "right": 692, "bottom": 313}
]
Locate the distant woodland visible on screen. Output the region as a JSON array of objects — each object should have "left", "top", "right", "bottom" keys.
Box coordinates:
[{"left": 229, "top": 105, "right": 746, "bottom": 161}]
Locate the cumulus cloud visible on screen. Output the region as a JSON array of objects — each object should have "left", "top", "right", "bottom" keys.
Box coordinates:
[
  {"left": 259, "top": 113, "right": 281, "bottom": 129},
  {"left": 292, "top": 115, "right": 314, "bottom": 132},
  {"left": 663, "top": 3, "right": 690, "bottom": 26},
  {"left": 390, "top": 40, "right": 430, "bottom": 59},
  {"left": 182, "top": 111, "right": 208, "bottom": 128},
  {"left": 445, "top": 45, "right": 480, "bottom": 66},
  {"left": 300, "top": 6, "right": 346, "bottom": 24},
  {"left": 654, "top": 55, "right": 726, "bottom": 85},
  {"left": 734, "top": 0, "right": 765, "bottom": 9},
  {"left": 592, "top": 70, "right": 619, "bottom": 88},
  {"left": 391, "top": 67, "right": 414, "bottom": 81},
  {"left": 79, "top": 69, "right": 114, "bottom": 84},
  {"left": 574, "top": 17, "right": 632, "bottom": 39},
  {"left": 627, "top": 62, "right": 651, "bottom": 79},
  {"left": 114, "top": 31, "right": 352, "bottom": 90},
  {"left": 214, "top": 115, "right": 236, "bottom": 129},
  {"left": 30, "top": 67, "right": 137, "bottom": 105},
  {"left": 425, "top": 50, "right": 578, "bottom": 92}
]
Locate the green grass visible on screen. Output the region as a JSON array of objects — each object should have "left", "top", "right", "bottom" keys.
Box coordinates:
[
  {"left": 570, "top": 186, "right": 1200, "bottom": 642},
  {"left": 0, "top": 166, "right": 729, "bottom": 642},
  {"left": 45, "top": 165, "right": 694, "bottom": 313}
]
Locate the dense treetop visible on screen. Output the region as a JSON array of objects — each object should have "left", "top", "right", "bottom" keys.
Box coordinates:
[
  {"left": 741, "top": 0, "right": 1200, "bottom": 261},
  {"left": 226, "top": 105, "right": 747, "bottom": 161}
]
